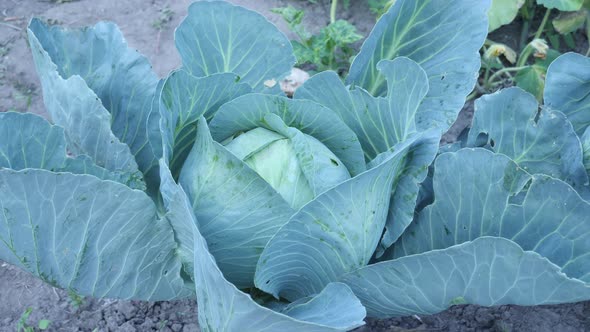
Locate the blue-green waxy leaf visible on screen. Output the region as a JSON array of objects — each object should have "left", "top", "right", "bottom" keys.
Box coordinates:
[
  {"left": 28, "top": 19, "right": 161, "bottom": 194},
  {"left": 373, "top": 130, "right": 440, "bottom": 257},
  {"left": 0, "top": 112, "right": 144, "bottom": 189},
  {"left": 392, "top": 149, "right": 531, "bottom": 258},
  {"left": 209, "top": 94, "right": 366, "bottom": 176},
  {"left": 293, "top": 72, "right": 356, "bottom": 128},
  {"left": 61, "top": 155, "right": 146, "bottom": 190},
  {"left": 501, "top": 175, "right": 590, "bottom": 281},
  {"left": 158, "top": 159, "right": 197, "bottom": 289},
  {"left": 0, "top": 169, "right": 191, "bottom": 300},
  {"left": 0, "top": 112, "right": 66, "bottom": 170},
  {"left": 159, "top": 70, "right": 251, "bottom": 176},
  {"left": 582, "top": 127, "right": 590, "bottom": 175},
  {"left": 175, "top": 1, "right": 295, "bottom": 92},
  {"left": 295, "top": 58, "right": 430, "bottom": 161},
  {"left": 28, "top": 27, "right": 141, "bottom": 181},
  {"left": 254, "top": 132, "right": 435, "bottom": 301},
  {"left": 179, "top": 119, "right": 295, "bottom": 288},
  {"left": 160, "top": 161, "right": 366, "bottom": 331},
  {"left": 378, "top": 58, "right": 428, "bottom": 137},
  {"left": 393, "top": 149, "right": 590, "bottom": 282},
  {"left": 293, "top": 70, "right": 358, "bottom": 112},
  {"left": 277, "top": 283, "right": 366, "bottom": 329},
  {"left": 468, "top": 87, "right": 589, "bottom": 191},
  {"left": 294, "top": 61, "right": 438, "bottom": 254},
  {"left": 293, "top": 71, "right": 380, "bottom": 161},
  {"left": 545, "top": 53, "right": 590, "bottom": 135},
  {"left": 346, "top": 0, "right": 490, "bottom": 129},
  {"left": 538, "top": 0, "right": 583, "bottom": 11},
  {"left": 340, "top": 237, "right": 590, "bottom": 318}
]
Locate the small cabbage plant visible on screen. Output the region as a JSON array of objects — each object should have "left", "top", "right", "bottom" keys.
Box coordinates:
[{"left": 1, "top": 1, "right": 590, "bottom": 331}]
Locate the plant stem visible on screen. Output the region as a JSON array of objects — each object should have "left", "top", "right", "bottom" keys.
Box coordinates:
[
  {"left": 519, "top": 20, "right": 530, "bottom": 50},
  {"left": 466, "top": 89, "right": 478, "bottom": 101},
  {"left": 483, "top": 66, "right": 491, "bottom": 89},
  {"left": 518, "top": 0, "right": 534, "bottom": 50},
  {"left": 534, "top": 9, "right": 551, "bottom": 40},
  {"left": 330, "top": 0, "right": 338, "bottom": 24},
  {"left": 488, "top": 66, "right": 529, "bottom": 83},
  {"left": 516, "top": 44, "right": 533, "bottom": 67}
]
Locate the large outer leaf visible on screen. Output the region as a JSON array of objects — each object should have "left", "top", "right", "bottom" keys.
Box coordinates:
[
  {"left": 294, "top": 62, "right": 439, "bottom": 254},
  {"left": 175, "top": 1, "right": 295, "bottom": 91},
  {"left": 545, "top": 52, "right": 590, "bottom": 135},
  {"left": 276, "top": 283, "right": 365, "bottom": 328},
  {"left": 373, "top": 130, "right": 440, "bottom": 256},
  {"left": 393, "top": 149, "right": 529, "bottom": 257},
  {"left": 468, "top": 87, "right": 589, "bottom": 191},
  {"left": 254, "top": 132, "right": 437, "bottom": 301},
  {"left": 346, "top": 0, "right": 490, "bottom": 130},
  {"left": 209, "top": 94, "right": 366, "bottom": 176},
  {"left": 179, "top": 119, "right": 294, "bottom": 288},
  {"left": 61, "top": 155, "right": 145, "bottom": 189},
  {"left": 28, "top": 26, "right": 141, "bottom": 182},
  {"left": 538, "top": 0, "right": 583, "bottom": 11},
  {"left": 0, "top": 169, "right": 191, "bottom": 300},
  {"left": 0, "top": 112, "right": 65, "bottom": 170},
  {"left": 392, "top": 149, "right": 590, "bottom": 282},
  {"left": 292, "top": 72, "right": 361, "bottom": 146},
  {"left": 583, "top": 127, "right": 590, "bottom": 175},
  {"left": 158, "top": 159, "right": 197, "bottom": 281},
  {"left": 341, "top": 237, "right": 590, "bottom": 318},
  {"left": 501, "top": 175, "right": 590, "bottom": 281},
  {"left": 159, "top": 70, "right": 251, "bottom": 177},
  {"left": 160, "top": 161, "right": 366, "bottom": 331},
  {"left": 346, "top": 90, "right": 419, "bottom": 157},
  {"left": 0, "top": 112, "right": 144, "bottom": 189},
  {"left": 296, "top": 58, "right": 430, "bottom": 160},
  {"left": 28, "top": 19, "right": 161, "bottom": 194},
  {"left": 378, "top": 58, "right": 428, "bottom": 138}
]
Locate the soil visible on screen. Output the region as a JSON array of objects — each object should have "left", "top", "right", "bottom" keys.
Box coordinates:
[{"left": 0, "top": 1, "right": 589, "bottom": 331}]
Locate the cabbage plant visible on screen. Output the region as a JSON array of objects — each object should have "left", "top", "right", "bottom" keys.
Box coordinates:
[{"left": 1, "top": 1, "right": 590, "bottom": 331}]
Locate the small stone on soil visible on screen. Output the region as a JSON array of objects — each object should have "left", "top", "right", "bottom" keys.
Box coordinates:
[
  {"left": 116, "top": 302, "right": 138, "bottom": 320},
  {"left": 118, "top": 321, "right": 137, "bottom": 332},
  {"left": 182, "top": 323, "right": 200, "bottom": 332}
]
